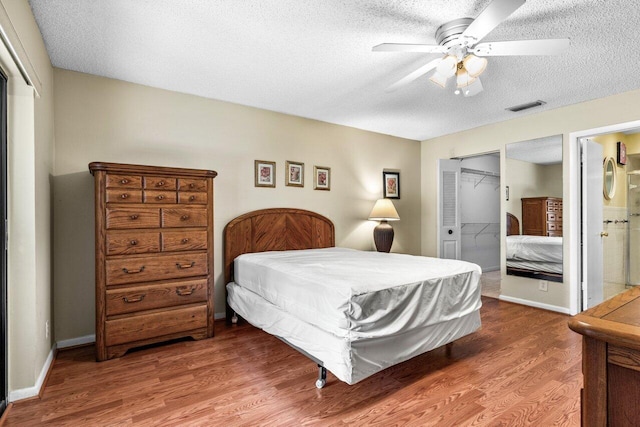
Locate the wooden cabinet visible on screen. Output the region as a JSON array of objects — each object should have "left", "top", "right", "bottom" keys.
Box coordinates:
[
  {"left": 90, "top": 162, "right": 217, "bottom": 361},
  {"left": 568, "top": 287, "right": 640, "bottom": 426},
  {"left": 521, "top": 197, "right": 562, "bottom": 236}
]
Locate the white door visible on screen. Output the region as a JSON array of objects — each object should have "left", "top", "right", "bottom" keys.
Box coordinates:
[
  {"left": 438, "top": 159, "right": 461, "bottom": 259},
  {"left": 581, "top": 138, "right": 604, "bottom": 309}
]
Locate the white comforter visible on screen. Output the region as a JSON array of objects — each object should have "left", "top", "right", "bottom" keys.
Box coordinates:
[
  {"left": 506, "top": 235, "right": 563, "bottom": 263},
  {"left": 233, "top": 247, "right": 481, "bottom": 340}
]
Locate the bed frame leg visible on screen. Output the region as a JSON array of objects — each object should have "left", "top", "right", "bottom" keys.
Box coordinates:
[
  {"left": 231, "top": 312, "right": 238, "bottom": 324},
  {"left": 445, "top": 342, "right": 453, "bottom": 358},
  {"left": 315, "top": 365, "right": 327, "bottom": 389}
]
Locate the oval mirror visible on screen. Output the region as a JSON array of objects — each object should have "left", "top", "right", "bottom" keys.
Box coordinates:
[{"left": 603, "top": 157, "right": 616, "bottom": 200}]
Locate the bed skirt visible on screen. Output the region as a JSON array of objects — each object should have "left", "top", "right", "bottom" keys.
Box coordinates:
[{"left": 227, "top": 282, "right": 481, "bottom": 385}]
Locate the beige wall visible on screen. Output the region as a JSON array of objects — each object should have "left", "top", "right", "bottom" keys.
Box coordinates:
[
  {"left": 0, "top": 0, "right": 55, "bottom": 395},
  {"left": 52, "top": 68, "right": 421, "bottom": 342},
  {"left": 422, "top": 88, "right": 640, "bottom": 311}
]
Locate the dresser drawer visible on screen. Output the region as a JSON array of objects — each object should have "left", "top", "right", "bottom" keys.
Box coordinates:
[
  {"left": 106, "top": 174, "right": 142, "bottom": 189},
  {"left": 162, "top": 208, "right": 208, "bottom": 228},
  {"left": 106, "top": 252, "right": 208, "bottom": 285},
  {"left": 106, "top": 189, "right": 143, "bottom": 204},
  {"left": 106, "top": 279, "right": 208, "bottom": 316},
  {"left": 105, "top": 304, "right": 207, "bottom": 346},
  {"left": 144, "top": 176, "right": 177, "bottom": 190},
  {"left": 144, "top": 190, "right": 177, "bottom": 204},
  {"left": 178, "top": 178, "right": 208, "bottom": 192},
  {"left": 162, "top": 230, "right": 208, "bottom": 252},
  {"left": 106, "top": 231, "right": 160, "bottom": 255},
  {"left": 106, "top": 208, "right": 160, "bottom": 229},
  {"left": 177, "top": 192, "right": 207, "bottom": 205}
]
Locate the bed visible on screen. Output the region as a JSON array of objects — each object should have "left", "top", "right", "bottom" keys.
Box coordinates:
[
  {"left": 225, "top": 208, "right": 482, "bottom": 387},
  {"left": 506, "top": 212, "right": 563, "bottom": 282}
]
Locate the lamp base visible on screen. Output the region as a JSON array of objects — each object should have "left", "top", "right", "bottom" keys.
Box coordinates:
[{"left": 373, "top": 221, "right": 394, "bottom": 253}]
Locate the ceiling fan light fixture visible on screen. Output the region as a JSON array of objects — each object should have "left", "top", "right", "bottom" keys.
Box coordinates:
[
  {"left": 463, "top": 54, "right": 488, "bottom": 78},
  {"left": 436, "top": 55, "right": 458, "bottom": 77},
  {"left": 429, "top": 71, "right": 449, "bottom": 88},
  {"left": 456, "top": 67, "right": 476, "bottom": 88}
]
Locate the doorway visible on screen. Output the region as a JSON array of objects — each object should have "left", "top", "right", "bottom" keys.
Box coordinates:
[
  {"left": 569, "top": 119, "right": 640, "bottom": 314},
  {"left": 0, "top": 68, "right": 7, "bottom": 415}
]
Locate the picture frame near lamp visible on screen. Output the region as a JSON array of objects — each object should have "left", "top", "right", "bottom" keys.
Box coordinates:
[{"left": 383, "top": 171, "right": 400, "bottom": 199}]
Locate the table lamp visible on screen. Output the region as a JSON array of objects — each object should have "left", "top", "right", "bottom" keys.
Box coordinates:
[{"left": 368, "top": 199, "right": 400, "bottom": 252}]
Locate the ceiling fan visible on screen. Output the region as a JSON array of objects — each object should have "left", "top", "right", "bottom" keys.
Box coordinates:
[{"left": 373, "top": 0, "right": 570, "bottom": 97}]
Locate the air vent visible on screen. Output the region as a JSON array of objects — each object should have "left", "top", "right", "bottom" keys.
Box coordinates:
[{"left": 506, "top": 100, "right": 546, "bottom": 113}]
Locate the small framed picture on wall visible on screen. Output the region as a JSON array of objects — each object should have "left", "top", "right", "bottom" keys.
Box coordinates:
[
  {"left": 314, "top": 166, "right": 331, "bottom": 191},
  {"left": 255, "top": 160, "right": 276, "bottom": 188},
  {"left": 383, "top": 171, "right": 400, "bottom": 199},
  {"left": 286, "top": 161, "right": 304, "bottom": 187},
  {"left": 617, "top": 141, "right": 627, "bottom": 165}
]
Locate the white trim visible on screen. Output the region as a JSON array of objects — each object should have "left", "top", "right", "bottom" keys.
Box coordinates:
[
  {"left": 8, "top": 344, "right": 56, "bottom": 402},
  {"left": 57, "top": 334, "right": 95, "bottom": 349},
  {"left": 568, "top": 119, "right": 640, "bottom": 315},
  {"left": 498, "top": 295, "right": 571, "bottom": 315}
]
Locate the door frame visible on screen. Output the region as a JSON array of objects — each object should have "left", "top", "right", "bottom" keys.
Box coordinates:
[{"left": 569, "top": 119, "right": 640, "bottom": 314}]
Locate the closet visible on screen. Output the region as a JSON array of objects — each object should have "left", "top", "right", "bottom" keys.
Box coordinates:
[{"left": 459, "top": 155, "right": 500, "bottom": 272}]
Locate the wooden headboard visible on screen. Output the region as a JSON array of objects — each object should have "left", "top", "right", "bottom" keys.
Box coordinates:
[
  {"left": 224, "top": 208, "right": 335, "bottom": 284},
  {"left": 506, "top": 212, "right": 520, "bottom": 236}
]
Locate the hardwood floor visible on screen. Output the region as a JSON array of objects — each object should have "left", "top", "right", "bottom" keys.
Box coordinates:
[{"left": 5, "top": 298, "right": 582, "bottom": 426}]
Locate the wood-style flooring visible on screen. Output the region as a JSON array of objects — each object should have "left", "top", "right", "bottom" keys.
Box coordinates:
[{"left": 4, "top": 298, "right": 582, "bottom": 426}]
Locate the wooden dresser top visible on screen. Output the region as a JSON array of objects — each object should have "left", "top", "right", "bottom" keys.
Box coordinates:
[
  {"left": 89, "top": 161, "right": 217, "bottom": 178},
  {"left": 569, "top": 286, "right": 640, "bottom": 350}
]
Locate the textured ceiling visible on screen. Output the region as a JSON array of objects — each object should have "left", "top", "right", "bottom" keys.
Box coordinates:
[{"left": 29, "top": 0, "right": 640, "bottom": 141}]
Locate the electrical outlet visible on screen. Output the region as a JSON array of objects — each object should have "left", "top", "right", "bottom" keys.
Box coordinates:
[
  {"left": 539, "top": 280, "right": 548, "bottom": 292},
  {"left": 45, "top": 320, "right": 50, "bottom": 339}
]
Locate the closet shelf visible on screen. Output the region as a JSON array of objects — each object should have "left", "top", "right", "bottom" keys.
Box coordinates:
[{"left": 461, "top": 222, "right": 500, "bottom": 238}]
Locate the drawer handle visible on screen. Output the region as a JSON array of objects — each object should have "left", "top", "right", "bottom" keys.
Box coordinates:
[
  {"left": 120, "top": 178, "right": 129, "bottom": 185},
  {"left": 130, "top": 240, "right": 138, "bottom": 246},
  {"left": 130, "top": 214, "right": 139, "bottom": 220},
  {"left": 156, "top": 195, "right": 165, "bottom": 200},
  {"left": 120, "top": 193, "right": 129, "bottom": 199},
  {"left": 123, "top": 294, "right": 145, "bottom": 303},
  {"left": 157, "top": 181, "right": 165, "bottom": 187},
  {"left": 176, "top": 287, "right": 195, "bottom": 296},
  {"left": 189, "top": 195, "right": 196, "bottom": 201},
  {"left": 181, "top": 238, "right": 189, "bottom": 244},
  {"left": 181, "top": 215, "right": 190, "bottom": 221},
  {"left": 122, "top": 266, "right": 145, "bottom": 274},
  {"left": 189, "top": 183, "right": 195, "bottom": 189},
  {"left": 176, "top": 262, "right": 195, "bottom": 269}
]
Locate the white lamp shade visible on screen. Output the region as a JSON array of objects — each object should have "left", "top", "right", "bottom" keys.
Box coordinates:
[
  {"left": 463, "top": 77, "right": 484, "bottom": 97},
  {"left": 436, "top": 55, "right": 457, "bottom": 77},
  {"left": 368, "top": 199, "right": 400, "bottom": 221},
  {"left": 456, "top": 68, "right": 477, "bottom": 88},
  {"left": 429, "top": 71, "right": 448, "bottom": 88},
  {"left": 463, "top": 54, "right": 488, "bottom": 78}
]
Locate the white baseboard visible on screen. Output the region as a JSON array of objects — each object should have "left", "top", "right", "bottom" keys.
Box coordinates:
[
  {"left": 498, "top": 295, "right": 571, "bottom": 315},
  {"left": 214, "top": 311, "right": 225, "bottom": 320},
  {"left": 57, "top": 334, "right": 96, "bottom": 349},
  {"left": 9, "top": 344, "right": 56, "bottom": 402}
]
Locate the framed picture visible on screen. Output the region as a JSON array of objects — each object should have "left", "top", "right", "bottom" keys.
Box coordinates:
[
  {"left": 285, "top": 161, "right": 304, "bottom": 187},
  {"left": 314, "top": 166, "right": 331, "bottom": 191},
  {"left": 383, "top": 171, "right": 400, "bottom": 199},
  {"left": 617, "top": 141, "right": 627, "bottom": 165},
  {"left": 255, "top": 160, "right": 276, "bottom": 188}
]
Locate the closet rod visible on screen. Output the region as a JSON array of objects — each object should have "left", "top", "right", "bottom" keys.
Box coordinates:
[{"left": 460, "top": 167, "right": 500, "bottom": 178}]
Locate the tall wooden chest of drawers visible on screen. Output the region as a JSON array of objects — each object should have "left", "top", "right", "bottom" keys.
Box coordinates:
[
  {"left": 521, "top": 197, "right": 562, "bottom": 237},
  {"left": 89, "top": 162, "right": 217, "bottom": 361}
]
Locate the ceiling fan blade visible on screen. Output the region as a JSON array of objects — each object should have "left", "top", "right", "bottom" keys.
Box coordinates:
[
  {"left": 373, "top": 43, "right": 447, "bottom": 53},
  {"left": 461, "top": 0, "right": 525, "bottom": 45},
  {"left": 385, "top": 57, "right": 443, "bottom": 92},
  {"left": 472, "top": 39, "right": 570, "bottom": 56}
]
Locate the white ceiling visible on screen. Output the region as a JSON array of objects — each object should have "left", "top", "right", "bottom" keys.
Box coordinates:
[
  {"left": 28, "top": 0, "right": 640, "bottom": 141},
  {"left": 506, "top": 134, "right": 562, "bottom": 165}
]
